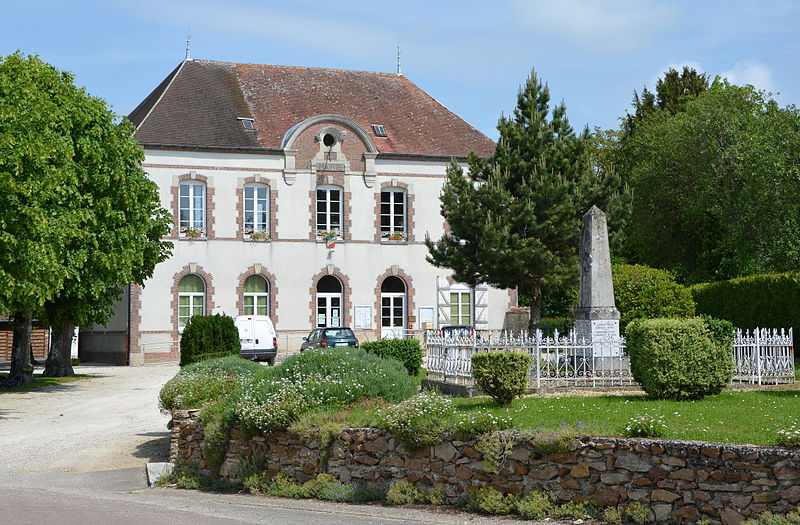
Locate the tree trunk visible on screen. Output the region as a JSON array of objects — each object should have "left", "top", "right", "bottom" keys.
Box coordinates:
[
  {"left": 526, "top": 280, "right": 543, "bottom": 334},
  {"left": 43, "top": 320, "right": 75, "bottom": 377},
  {"left": 7, "top": 311, "right": 34, "bottom": 386}
]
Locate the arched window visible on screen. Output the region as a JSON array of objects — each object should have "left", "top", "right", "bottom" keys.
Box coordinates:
[
  {"left": 178, "top": 274, "right": 205, "bottom": 327},
  {"left": 316, "top": 186, "right": 342, "bottom": 235},
  {"left": 316, "top": 275, "right": 342, "bottom": 327},
  {"left": 243, "top": 184, "right": 269, "bottom": 237},
  {"left": 179, "top": 181, "right": 206, "bottom": 237},
  {"left": 380, "top": 188, "right": 406, "bottom": 239},
  {"left": 243, "top": 275, "right": 269, "bottom": 316}
]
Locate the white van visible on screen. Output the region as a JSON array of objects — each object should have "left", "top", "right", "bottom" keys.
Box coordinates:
[{"left": 234, "top": 315, "right": 277, "bottom": 365}]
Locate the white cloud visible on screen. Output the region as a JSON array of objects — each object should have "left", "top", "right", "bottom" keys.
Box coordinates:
[
  {"left": 511, "top": 0, "right": 678, "bottom": 53},
  {"left": 721, "top": 60, "right": 775, "bottom": 93}
]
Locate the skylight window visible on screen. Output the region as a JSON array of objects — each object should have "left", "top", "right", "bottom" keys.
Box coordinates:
[
  {"left": 238, "top": 118, "right": 255, "bottom": 131},
  {"left": 371, "top": 124, "right": 387, "bottom": 137}
]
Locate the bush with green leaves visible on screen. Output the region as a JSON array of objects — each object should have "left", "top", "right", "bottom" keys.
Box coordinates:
[
  {"left": 471, "top": 351, "right": 530, "bottom": 407},
  {"left": 626, "top": 318, "right": 733, "bottom": 400},
  {"left": 612, "top": 264, "right": 696, "bottom": 330},
  {"left": 700, "top": 315, "right": 735, "bottom": 347},
  {"left": 742, "top": 508, "right": 800, "bottom": 525},
  {"left": 360, "top": 338, "right": 423, "bottom": 375},
  {"left": 378, "top": 390, "right": 453, "bottom": 450},
  {"left": 466, "top": 486, "right": 517, "bottom": 515},
  {"left": 159, "top": 355, "right": 262, "bottom": 410},
  {"left": 385, "top": 481, "right": 426, "bottom": 505},
  {"left": 515, "top": 491, "right": 556, "bottom": 520},
  {"left": 179, "top": 314, "right": 241, "bottom": 366},
  {"left": 692, "top": 272, "right": 800, "bottom": 336},
  {"left": 233, "top": 347, "right": 417, "bottom": 433}
]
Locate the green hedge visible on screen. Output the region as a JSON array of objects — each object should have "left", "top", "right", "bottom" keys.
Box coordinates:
[
  {"left": 471, "top": 351, "right": 531, "bottom": 407},
  {"left": 612, "top": 264, "right": 695, "bottom": 330},
  {"left": 360, "top": 339, "right": 423, "bottom": 376},
  {"left": 179, "top": 315, "right": 241, "bottom": 366},
  {"left": 691, "top": 272, "right": 800, "bottom": 334},
  {"left": 626, "top": 318, "right": 733, "bottom": 400}
]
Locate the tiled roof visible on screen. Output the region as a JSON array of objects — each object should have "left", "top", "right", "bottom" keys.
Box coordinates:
[{"left": 130, "top": 60, "right": 495, "bottom": 157}]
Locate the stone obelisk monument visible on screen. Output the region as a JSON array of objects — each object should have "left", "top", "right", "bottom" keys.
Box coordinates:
[{"left": 574, "top": 206, "right": 621, "bottom": 356}]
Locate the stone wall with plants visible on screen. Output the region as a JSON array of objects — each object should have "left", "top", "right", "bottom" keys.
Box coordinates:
[{"left": 171, "top": 410, "right": 800, "bottom": 524}]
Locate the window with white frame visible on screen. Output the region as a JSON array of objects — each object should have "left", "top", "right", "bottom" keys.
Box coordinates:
[
  {"left": 178, "top": 274, "right": 205, "bottom": 328},
  {"left": 244, "top": 184, "right": 269, "bottom": 238},
  {"left": 316, "top": 187, "right": 342, "bottom": 235},
  {"left": 380, "top": 189, "right": 406, "bottom": 240},
  {"left": 243, "top": 275, "right": 269, "bottom": 316},
  {"left": 449, "top": 290, "right": 472, "bottom": 326},
  {"left": 179, "top": 181, "right": 206, "bottom": 236}
]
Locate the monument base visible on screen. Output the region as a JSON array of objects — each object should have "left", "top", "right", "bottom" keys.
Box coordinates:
[{"left": 575, "top": 318, "right": 622, "bottom": 357}]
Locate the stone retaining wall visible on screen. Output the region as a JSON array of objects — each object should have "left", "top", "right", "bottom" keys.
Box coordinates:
[{"left": 171, "top": 410, "right": 800, "bottom": 524}]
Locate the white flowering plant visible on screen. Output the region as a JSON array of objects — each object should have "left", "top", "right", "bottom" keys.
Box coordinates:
[
  {"left": 777, "top": 423, "right": 800, "bottom": 447},
  {"left": 453, "top": 411, "right": 513, "bottom": 440},
  {"left": 624, "top": 414, "right": 667, "bottom": 438},
  {"left": 378, "top": 391, "right": 454, "bottom": 450}
]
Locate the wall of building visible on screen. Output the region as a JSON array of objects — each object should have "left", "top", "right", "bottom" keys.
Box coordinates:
[
  {"left": 126, "top": 141, "right": 514, "bottom": 364},
  {"left": 171, "top": 411, "right": 800, "bottom": 525}
]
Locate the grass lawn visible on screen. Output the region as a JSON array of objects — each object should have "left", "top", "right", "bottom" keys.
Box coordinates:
[
  {"left": 453, "top": 388, "right": 800, "bottom": 446},
  {"left": 0, "top": 372, "right": 91, "bottom": 392}
]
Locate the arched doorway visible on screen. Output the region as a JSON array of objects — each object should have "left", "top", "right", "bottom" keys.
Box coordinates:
[
  {"left": 316, "top": 275, "right": 342, "bottom": 327},
  {"left": 381, "top": 276, "right": 406, "bottom": 339}
]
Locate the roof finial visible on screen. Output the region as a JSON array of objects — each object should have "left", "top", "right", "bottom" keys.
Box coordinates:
[
  {"left": 185, "top": 24, "right": 192, "bottom": 61},
  {"left": 396, "top": 41, "right": 402, "bottom": 76}
]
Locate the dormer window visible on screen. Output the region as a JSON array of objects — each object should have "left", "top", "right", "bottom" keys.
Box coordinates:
[
  {"left": 238, "top": 118, "right": 255, "bottom": 131},
  {"left": 371, "top": 124, "right": 386, "bottom": 137}
]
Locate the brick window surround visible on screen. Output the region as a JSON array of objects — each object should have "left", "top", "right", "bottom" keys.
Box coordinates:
[
  {"left": 373, "top": 182, "right": 415, "bottom": 243},
  {"left": 170, "top": 264, "right": 215, "bottom": 340},
  {"left": 235, "top": 265, "right": 279, "bottom": 324},
  {"left": 308, "top": 267, "right": 352, "bottom": 328},
  {"left": 236, "top": 176, "right": 278, "bottom": 241},
  {"left": 308, "top": 172, "right": 352, "bottom": 242},
  {"left": 373, "top": 267, "right": 416, "bottom": 339},
  {"left": 170, "top": 173, "right": 216, "bottom": 240}
]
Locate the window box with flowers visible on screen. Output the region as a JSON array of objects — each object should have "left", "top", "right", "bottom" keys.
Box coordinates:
[
  {"left": 317, "top": 229, "right": 341, "bottom": 248},
  {"left": 181, "top": 226, "right": 206, "bottom": 239},
  {"left": 245, "top": 229, "right": 269, "bottom": 242},
  {"left": 381, "top": 230, "right": 407, "bottom": 244}
]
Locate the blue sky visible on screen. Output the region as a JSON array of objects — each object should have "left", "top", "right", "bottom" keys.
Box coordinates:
[{"left": 2, "top": 1, "right": 797, "bottom": 140}]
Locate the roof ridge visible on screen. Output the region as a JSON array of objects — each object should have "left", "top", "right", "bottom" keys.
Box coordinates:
[
  {"left": 193, "top": 58, "right": 398, "bottom": 78},
  {"left": 133, "top": 60, "right": 188, "bottom": 131}
]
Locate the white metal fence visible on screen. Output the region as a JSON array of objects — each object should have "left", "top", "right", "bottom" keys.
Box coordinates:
[
  {"left": 733, "top": 328, "right": 795, "bottom": 384},
  {"left": 425, "top": 327, "right": 795, "bottom": 390}
]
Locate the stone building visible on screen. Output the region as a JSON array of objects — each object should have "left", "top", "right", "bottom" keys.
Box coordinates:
[{"left": 81, "top": 59, "right": 515, "bottom": 364}]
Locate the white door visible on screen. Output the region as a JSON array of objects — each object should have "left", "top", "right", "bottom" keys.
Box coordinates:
[
  {"left": 380, "top": 276, "right": 406, "bottom": 339},
  {"left": 317, "top": 294, "right": 342, "bottom": 327},
  {"left": 381, "top": 294, "right": 405, "bottom": 339}
]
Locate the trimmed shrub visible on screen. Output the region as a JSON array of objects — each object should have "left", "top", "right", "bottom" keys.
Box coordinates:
[
  {"left": 700, "top": 315, "right": 735, "bottom": 347},
  {"left": 158, "top": 355, "right": 262, "bottom": 410},
  {"left": 692, "top": 272, "right": 800, "bottom": 335},
  {"left": 471, "top": 351, "right": 531, "bottom": 407},
  {"left": 612, "top": 264, "right": 695, "bottom": 330},
  {"left": 232, "top": 347, "right": 417, "bottom": 433},
  {"left": 360, "top": 339, "right": 423, "bottom": 375},
  {"left": 179, "top": 314, "right": 241, "bottom": 366},
  {"left": 626, "top": 318, "right": 733, "bottom": 400}
]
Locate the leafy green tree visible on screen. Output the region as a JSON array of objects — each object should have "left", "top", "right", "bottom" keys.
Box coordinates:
[
  {"left": 622, "top": 66, "right": 709, "bottom": 137},
  {"left": 425, "top": 70, "right": 626, "bottom": 331},
  {"left": 623, "top": 80, "right": 800, "bottom": 283},
  {"left": 0, "top": 52, "right": 171, "bottom": 383}
]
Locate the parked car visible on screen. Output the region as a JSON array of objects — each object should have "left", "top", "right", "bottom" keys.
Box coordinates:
[
  {"left": 301, "top": 327, "right": 359, "bottom": 351},
  {"left": 234, "top": 315, "right": 277, "bottom": 365}
]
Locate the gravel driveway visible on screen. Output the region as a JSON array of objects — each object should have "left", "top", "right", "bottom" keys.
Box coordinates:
[{"left": 0, "top": 363, "right": 178, "bottom": 475}]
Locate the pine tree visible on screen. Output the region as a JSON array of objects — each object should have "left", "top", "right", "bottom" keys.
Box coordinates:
[{"left": 425, "top": 70, "right": 625, "bottom": 331}]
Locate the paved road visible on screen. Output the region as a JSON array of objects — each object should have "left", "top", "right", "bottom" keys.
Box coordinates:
[{"left": 0, "top": 363, "right": 552, "bottom": 524}]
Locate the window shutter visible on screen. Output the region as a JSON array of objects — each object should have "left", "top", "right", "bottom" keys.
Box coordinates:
[
  {"left": 474, "top": 284, "right": 489, "bottom": 326},
  {"left": 436, "top": 276, "right": 451, "bottom": 326}
]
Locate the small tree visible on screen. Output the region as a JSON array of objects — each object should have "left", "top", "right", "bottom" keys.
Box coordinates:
[
  {"left": 471, "top": 352, "right": 530, "bottom": 407},
  {"left": 612, "top": 264, "right": 695, "bottom": 331},
  {"left": 426, "top": 70, "right": 625, "bottom": 331},
  {"left": 180, "top": 315, "right": 241, "bottom": 366}
]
